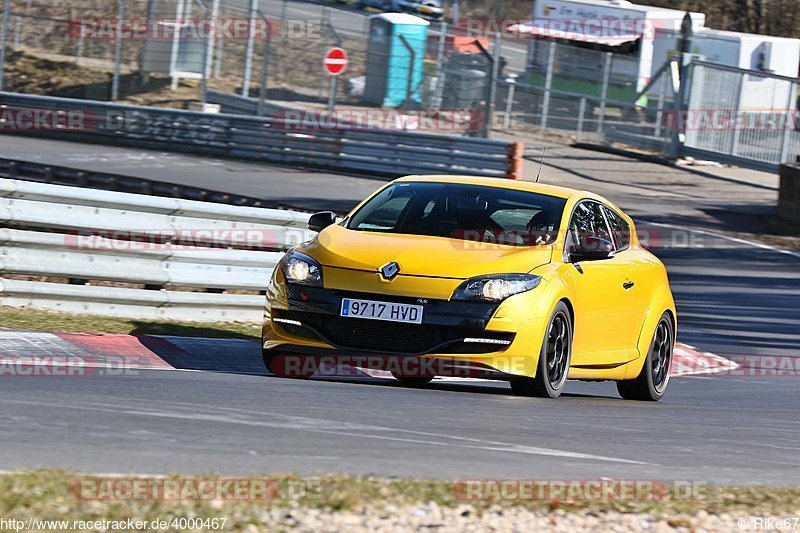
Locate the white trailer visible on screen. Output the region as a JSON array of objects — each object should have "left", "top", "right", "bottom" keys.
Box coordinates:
[
  {"left": 519, "top": 0, "right": 705, "bottom": 95},
  {"left": 650, "top": 27, "right": 800, "bottom": 109}
]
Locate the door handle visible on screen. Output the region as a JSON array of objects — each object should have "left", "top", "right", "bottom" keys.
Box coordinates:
[{"left": 623, "top": 281, "right": 635, "bottom": 290}]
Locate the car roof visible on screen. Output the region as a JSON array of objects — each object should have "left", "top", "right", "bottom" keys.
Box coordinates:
[{"left": 395, "top": 175, "right": 603, "bottom": 202}]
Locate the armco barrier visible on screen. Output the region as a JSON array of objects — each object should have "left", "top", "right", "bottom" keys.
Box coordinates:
[
  {"left": 0, "top": 179, "right": 313, "bottom": 321},
  {"left": 205, "top": 89, "right": 289, "bottom": 116},
  {"left": 0, "top": 92, "right": 522, "bottom": 179}
]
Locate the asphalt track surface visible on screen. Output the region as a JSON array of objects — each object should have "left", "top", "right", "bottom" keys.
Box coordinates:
[{"left": 0, "top": 136, "right": 799, "bottom": 484}]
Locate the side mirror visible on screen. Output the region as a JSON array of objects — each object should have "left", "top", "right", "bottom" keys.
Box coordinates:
[
  {"left": 569, "top": 236, "right": 615, "bottom": 263},
  {"left": 308, "top": 211, "right": 337, "bottom": 233}
]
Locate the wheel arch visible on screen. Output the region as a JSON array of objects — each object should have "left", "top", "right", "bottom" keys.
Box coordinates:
[
  {"left": 624, "top": 282, "right": 677, "bottom": 380},
  {"left": 558, "top": 296, "right": 575, "bottom": 330}
]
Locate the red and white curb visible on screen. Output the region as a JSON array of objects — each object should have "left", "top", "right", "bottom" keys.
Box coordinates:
[
  {"left": 0, "top": 329, "right": 739, "bottom": 381},
  {"left": 671, "top": 342, "right": 740, "bottom": 377}
]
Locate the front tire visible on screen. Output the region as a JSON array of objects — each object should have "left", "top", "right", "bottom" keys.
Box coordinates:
[
  {"left": 511, "top": 302, "right": 572, "bottom": 398},
  {"left": 617, "top": 313, "right": 673, "bottom": 401}
]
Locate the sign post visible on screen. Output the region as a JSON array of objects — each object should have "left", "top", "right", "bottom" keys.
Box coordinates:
[{"left": 323, "top": 47, "right": 348, "bottom": 114}]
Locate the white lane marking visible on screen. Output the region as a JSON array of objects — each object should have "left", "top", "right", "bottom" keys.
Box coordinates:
[
  {"left": 1, "top": 398, "right": 649, "bottom": 465},
  {"left": 642, "top": 221, "right": 800, "bottom": 259}
]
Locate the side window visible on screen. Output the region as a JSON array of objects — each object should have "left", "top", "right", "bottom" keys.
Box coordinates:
[
  {"left": 602, "top": 206, "right": 631, "bottom": 250},
  {"left": 567, "top": 201, "right": 613, "bottom": 251}
]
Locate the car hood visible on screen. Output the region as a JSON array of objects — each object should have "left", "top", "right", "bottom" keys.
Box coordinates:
[{"left": 301, "top": 224, "right": 553, "bottom": 280}]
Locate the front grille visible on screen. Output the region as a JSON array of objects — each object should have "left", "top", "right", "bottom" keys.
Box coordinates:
[{"left": 277, "top": 311, "right": 512, "bottom": 355}]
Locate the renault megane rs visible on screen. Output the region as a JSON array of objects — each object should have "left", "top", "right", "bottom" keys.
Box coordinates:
[{"left": 262, "top": 176, "right": 676, "bottom": 400}]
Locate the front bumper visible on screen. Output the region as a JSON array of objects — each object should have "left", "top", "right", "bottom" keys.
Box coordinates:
[
  {"left": 273, "top": 284, "right": 512, "bottom": 356},
  {"left": 263, "top": 281, "right": 549, "bottom": 378}
]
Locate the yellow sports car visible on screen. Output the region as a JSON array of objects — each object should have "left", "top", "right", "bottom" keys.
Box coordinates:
[{"left": 262, "top": 176, "right": 676, "bottom": 400}]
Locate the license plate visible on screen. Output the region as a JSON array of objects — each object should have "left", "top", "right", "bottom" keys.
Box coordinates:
[{"left": 340, "top": 298, "right": 423, "bottom": 324}]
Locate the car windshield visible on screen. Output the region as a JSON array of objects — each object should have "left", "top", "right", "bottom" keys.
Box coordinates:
[{"left": 347, "top": 182, "right": 567, "bottom": 246}]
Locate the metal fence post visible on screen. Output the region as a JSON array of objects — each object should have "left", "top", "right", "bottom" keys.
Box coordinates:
[
  {"left": 169, "top": 0, "right": 186, "bottom": 91},
  {"left": 669, "top": 60, "right": 692, "bottom": 161},
  {"left": 471, "top": 39, "right": 495, "bottom": 138},
  {"left": 111, "top": 0, "right": 125, "bottom": 101},
  {"left": 576, "top": 97, "right": 586, "bottom": 142},
  {"left": 503, "top": 73, "right": 517, "bottom": 130},
  {"left": 540, "top": 41, "right": 556, "bottom": 131},
  {"left": 432, "top": 21, "right": 447, "bottom": 110},
  {"left": 326, "top": 74, "right": 337, "bottom": 114},
  {"left": 241, "top": 0, "right": 259, "bottom": 97},
  {"left": 213, "top": 32, "right": 224, "bottom": 77},
  {"left": 200, "top": 0, "right": 219, "bottom": 106},
  {"left": 76, "top": 33, "right": 85, "bottom": 63},
  {"left": 596, "top": 51, "right": 612, "bottom": 135},
  {"left": 486, "top": 31, "right": 501, "bottom": 136},
  {"left": 397, "top": 35, "right": 416, "bottom": 111},
  {"left": 654, "top": 68, "right": 668, "bottom": 139},
  {"left": 318, "top": 8, "right": 332, "bottom": 100},
  {"left": 0, "top": 0, "right": 12, "bottom": 92},
  {"left": 323, "top": 23, "right": 342, "bottom": 116},
  {"left": 257, "top": 17, "right": 271, "bottom": 116}
]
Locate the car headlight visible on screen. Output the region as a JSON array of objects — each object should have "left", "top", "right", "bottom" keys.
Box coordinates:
[
  {"left": 280, "top": 251, "right": 323, "bottom": 287},
  {"left": 451, "top": 274, "right": 542, "bottom": 302}
]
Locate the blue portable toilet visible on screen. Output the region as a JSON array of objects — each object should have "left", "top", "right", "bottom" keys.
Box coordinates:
[{"left": 363, "top": 13, "right": 429, "bottom": 108}]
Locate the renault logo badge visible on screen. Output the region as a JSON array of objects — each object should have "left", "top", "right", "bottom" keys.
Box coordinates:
[{"left": 380, "top": 262, "right": 400, "bottom": 280}]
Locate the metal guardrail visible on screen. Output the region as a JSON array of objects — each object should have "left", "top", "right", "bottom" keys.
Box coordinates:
[
  {"left": 0, "top": 92, "right": 523, "bottom": 179},
  {"left": 0, "top": 179, "right": 313, "bottom": 321},
  {"left": 205, "top": 89, "right": 289, "bottom": 117}
]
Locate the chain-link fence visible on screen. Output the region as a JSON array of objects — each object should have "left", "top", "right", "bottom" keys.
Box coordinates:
[
  {"left": 4, "top": 0, "right": 148, "bottom": 68},
  {"left": 1, "top": 1, "right": 799, "bottom": 170},
  {"left": 495, "top": 39, "right": 676, "bottom": 154}
]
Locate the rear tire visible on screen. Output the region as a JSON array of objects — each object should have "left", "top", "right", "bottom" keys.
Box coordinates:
[
  {"left": 263, "top": 348, "right": 317, "bottom": 379},
  {"left": 510, "top": 302, "right": 572, "bottom": 398},
  {"left": 617, "top": 313, "right": 673, "bottom": 401}
]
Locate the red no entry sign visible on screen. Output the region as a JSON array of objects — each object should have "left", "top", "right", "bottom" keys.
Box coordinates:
[{"left": 323, "top": 47, "right": 348, "bottom": 76}]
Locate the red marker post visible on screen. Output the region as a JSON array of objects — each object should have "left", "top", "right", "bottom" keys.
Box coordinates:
[{"left": 323, "top": 47, "right": 348, "bottom": 113}]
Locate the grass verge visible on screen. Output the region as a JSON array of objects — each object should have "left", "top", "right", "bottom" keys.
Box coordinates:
[
  {"left": 0, "top": 470, "right": 798, "bottom": 528},
  {"left": 0, "top": 306, "right": 260, "bottom": 339}
]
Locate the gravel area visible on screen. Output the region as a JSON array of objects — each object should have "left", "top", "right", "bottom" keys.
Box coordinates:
[{"left": 259, "top": 504, "right": 790, "bottom": 532}]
